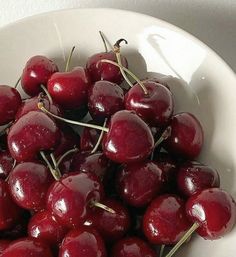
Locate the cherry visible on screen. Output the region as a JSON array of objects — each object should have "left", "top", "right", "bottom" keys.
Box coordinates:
[
  {"left": 8, "top": 162, "right": 53, "bottom": 211},
  {"left": 0, "top": 85, "right": 22, "bottom": 125},
  {"left": 102, "top": 110, "right": 154, "bottom": 163},
  {"left": 86, "top": 50, "right": 128, "bottom": 84},
  {"left": 0, "top": 179, "right": 22, "bottom": 230},
  {"left": 164, "top": 112, "right": 204, "bottom": 159},
  {"left": 7, "top": 111, "right": 60, "bottom": 162},
  {"left": 46, "top": 172, "right": 104, "bottom": 228},
  {"left": 177, "top": 161, "right": 220, "bottom": 197},
  {"left": 28, "top": 210, "right": 68, "bottom": 246},
  {"left": 1, "top": 238, "right": 53, "bottom": 257},
  {"left": 111, "top": 237, "right": 156, "bottom": 257},
  {"left": 143, "top": 194, "right": 191, "bottom": 244},
  {"left": 15, "top": 95, "right": 62, "bottom": 120},
  {"left": 125, "top": 81, "right": 174, "bottom": 127},
  {"left": 144, "top": 76, "right": 170, "bottom": 90},
  {"left": 21, "top": 55, "right": 58, "bottom": 96},
  {"left": 116, "top": 160, "right": 164, "bottom": 207},
  {"left": 59, "top": 226, "right": 107, "bottom": 257},
  {"left": 0, "top": 150, "right": 14, "bottom": 179},
  {"left": 86, "top": 198, "right": 130, "bottom": 242},
  {"left": 71, "top": 151, "right": 112, "bottom": 182},
  {"left": 186, "top": 188, "right": 236, "bottom": 239},
  {"left": 0, "top": 240, "right": 11, "bottom": 256},
  {"left": 88, "top": 80, "right": 124, "bottom": 120},
  {"left": 47, "top": 67, "right": 90, "bottom": 109}
]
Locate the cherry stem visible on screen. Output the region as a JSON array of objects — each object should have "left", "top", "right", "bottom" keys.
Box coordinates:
[
  {"left": 14, "top": 76, "right": 21, "bottom": 89},
  {"left": 40, "top": 151, "right": 61, "bottom": 181},
  {"left": 160, "top": 245, "right": 165, "bottom": 257},
  {"left": 40, "top": 85, "right": 53, "bottom": 105},
  {"left": 165, "top": 223, "right": 199, "bottom": 257},
  {"left": 50, "top": 153, "right": 58, "bottom": 169},
  {"left": 56, "top": 147, "right": 79, "bottom": 168},
  {"left": 65, "top": 46, "right": 75, "bottom": 72},
  {"left": 99, "top": 31, "right": 108, "bottom": 53},
  {"left": 91, "top": 119, "right": 107, "bottom": 154},
  {"left": 100, "top": 59, "right": 148, "bottom": 95},
  {"left": 38, "top": 102, "right": 109, "bottom": 133},
  {"left": 154, "top": 126, "right": 171, "bottom": 148},
  {"left": 91, "top": 201, "right": 116, "bottom": 214},
  {"left": 12, "top": 159, "right": 16, "bottom": 169}
]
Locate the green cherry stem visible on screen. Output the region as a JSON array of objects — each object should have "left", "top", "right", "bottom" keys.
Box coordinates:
[
  {"left": 14, "top": 76, "right": 21, "bottom": 89},
  {"left": 56, "top": 147, "right": 79, "bottom": 168},
  {"left": 40, "top": 84, "right": 53, "bottom": 105},
  {"left": 100, "top": 59, "right": 148, "bottom": 95},
  {"left": 38, "top": 101, "right": 109, "bottom": 133},
  {"left": 91, "top": 118, "right": 107, "bottom": 154},
  {"left": 65, "top": 46, "right": 76, "bottom": 72},
  {"left": 159, "top": 245, "right": 165, "bottom": 257},
  {"left": 165, "top": 223, "right": 199, "bottom": 257},
  {"left": 90, "top": 200, "right": 116, "bottom": 214},
  {"left": 154, "top": 126, "right": 171, "bottom": 148},
  {"left": 99, "top": 31, "right": 108, "bottom": 53}
]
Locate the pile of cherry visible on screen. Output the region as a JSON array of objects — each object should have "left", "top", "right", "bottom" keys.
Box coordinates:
[{"left": 0, "top": 35, "right": 235, "bottom": 257}]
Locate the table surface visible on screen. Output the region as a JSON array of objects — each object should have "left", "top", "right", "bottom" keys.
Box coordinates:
[{"left": 0, "top": 0, "right": 236, "bottom": 72}]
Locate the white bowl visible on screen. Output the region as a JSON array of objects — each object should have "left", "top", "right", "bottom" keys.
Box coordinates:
[{"left": 0, "top": 8, "right": 235, "bottom": 257}]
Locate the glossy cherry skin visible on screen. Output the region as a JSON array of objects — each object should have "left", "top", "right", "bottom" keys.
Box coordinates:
[
  {"left": 47, "top": 67, "right": 90, "bottom": 109},
  {"left": 15, "top": 95, "right": 62, "bottom": 120},
  {"left": 21, "top": 55, "right": 58, "bottom": 96},
  {"left": 0, "top": 179, "right": 22, "bottom": 230},
  {"left": 86, "top": 198, "right": 130, "bottom": 242},
  {"left": 59, "top": 226, "right": 107, "bottom": 257},
  {"left": 164, "top": 112, "right": 204, "bottom": 159},
  {"left": 80, "top": 121, "right": 100, "bottom": 151},
  {"left": 7, "top": 111, "right": 60, "bottom": 162},
  {"left": 0, "top": 240, "right": 11, "bottom": 256},
  {"left": 117, "top": 161, "right": 164, "bottom": 207},
  {"left": 47, "top": 172, "right": 104, "bottom": 228},
  {"left": 125, "top": 81, "right": 174, "bottom": 127},
  {"left": 102, "top": 110, "right": 154, "bottom": 163},
  {"left": 143, "top": 194, "right": 191, "bottom": 244},
  {"left": 177, "top": 161, "right": 220, "bottom": 197},
  {"left": 71, "top": 151, "right": 112, "bottom": 181},
  {"left": 111, "top": 237, "right": 156, "bottom": 257},
  {"left": 2, "top": 238, "right": 53, "bottom": 257},
  {"left": 0, "top": 150, "right": 14, "bottom": 179},
  {"left": 0, "top": 85, "right": 22, "bottom": 125},
  {"left": 88, "top": 80, "right": 124, "bottom": 120},
  {"left": 86, "top": 50, "right": 128, "bottom": 84},
  {"left": 8, "top": 162, "right": 53, "bottom": 211},
  {"left": 186, "top": 188, "right": 236, "bottom": 239},
  {"left": 28, "top": 210, "right": 68, "bottom": 246}
]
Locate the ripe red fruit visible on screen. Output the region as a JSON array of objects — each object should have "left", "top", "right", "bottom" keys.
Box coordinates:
[
  {"left": 0, "top": 85, "right": 22, "bottom": 125},
  {"left": 0, "top": 240, "right": 11, "bottom": 255},
  {"left": 21, "top": 55, "right": 58, "bottom": 96},
  {"left": 0, "top": 150, "right": 14, "bottom": 179}
]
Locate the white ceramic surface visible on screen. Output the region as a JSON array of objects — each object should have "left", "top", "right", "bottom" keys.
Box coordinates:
[{"left": 0, "top": 8, "right": 235, "bottom": 257}]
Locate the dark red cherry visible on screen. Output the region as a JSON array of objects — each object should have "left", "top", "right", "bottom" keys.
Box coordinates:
[
  {"left": 47, "top": 67, "right": 90, "bottom": 109},
  {"left": 177, "top": 161, "right": 220, "bottom": 197},
  {"left": 59, "top": 226, "right": 107, "bottom": 257},
  {"left": 102, "top": 110, "right": 154, "bottom": 163},
  {"left": 0, "top": 240, "right": 11, "bottom": 255},
  {"left": 164, "top": 112, "right": 204, "bottom": 159},
  {"left": 88, "top": 80, "right": 124, "bottom": 120},
  {"left": 144, "top": 75, "right": 170, "bottom": 89},
  {"left": 7, "top": 111, "right": 60, "bottom": 162},
  {"left": 47, "top": 172, "right": 104, "bottom": 228},
  {"left": 116, "top": 160, "right": 164, "bottom": 207},
  {"left": 0, "top": 150, "right": 14, "bottom": 179},
  {"left": 8, "top": 162, "right": 53, "bottom": 211},
  {"left": 21, "top": 55, "right": 58, "bottom": 96},
  {"left": 80, "top": 121, "right": 100, "bottom": 151},
  {"left": 2, "top": 238, "right": 53, "bottom": 257},
  {"left": 143, "top": 194, "right": 191, "bottom": 244},
  {"left": 0, "top": 85, "right": 22, "bottom": 125},
  {"left": 71, "top": 151, "right": 112, "bottom": 181},
  {"left": 0, "top": 179, "right": 22, "bottom": 230},
  {"left": 111, "top": 237, "right": 156, "bottom": 257},
  {"left": 86, "top": 198, "right": 130, "bottom": 242},
  {"left": 15, "top": 95, "right": 62, "bottom": 120},
  {"left": 186, "top": 188, "right": 236, "bottom": 239},
  {"left": 86, "top": 50, "right": 128, "bottom": 84},
  {"left": 125, "top": 81, "right": 174, "bottom": 127},
  {"left": 28, "top": 210, "right": 68, "bottom": 245}
]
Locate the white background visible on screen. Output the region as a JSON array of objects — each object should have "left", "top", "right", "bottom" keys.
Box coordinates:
[{"left": 0, "top": 0, "right": 236, "bottom": 71}]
